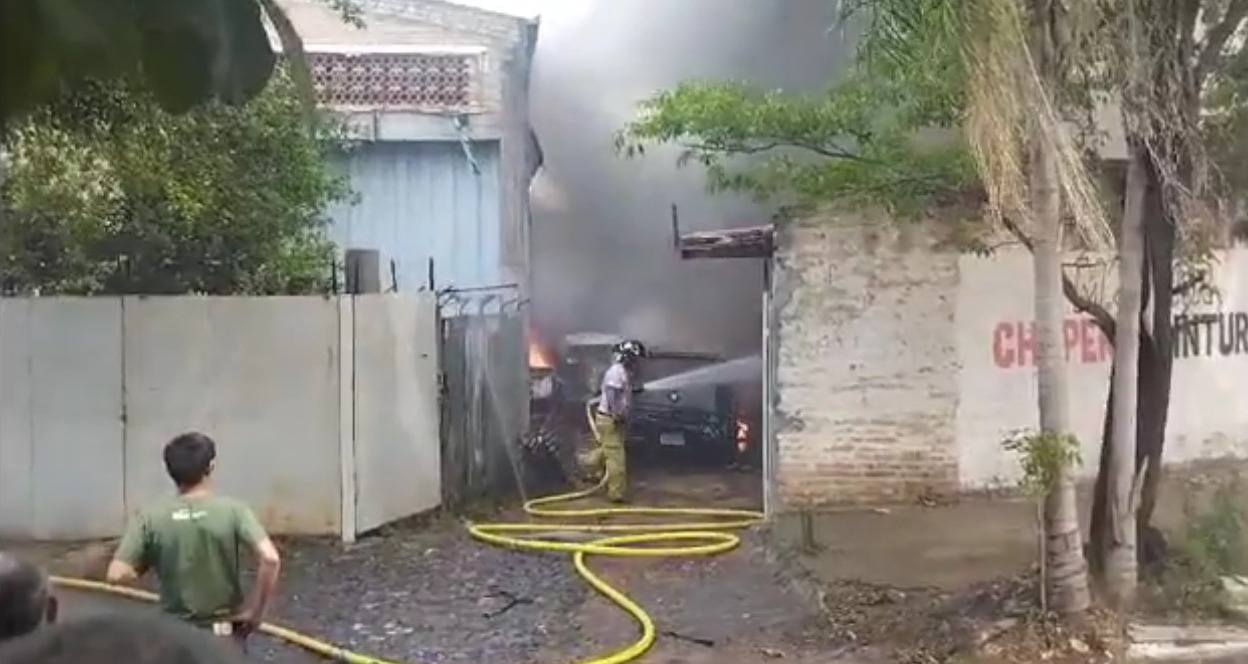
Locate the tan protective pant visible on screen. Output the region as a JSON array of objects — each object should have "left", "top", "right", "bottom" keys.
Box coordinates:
[{"left": 583, "top": 413, "right": 627, "bottom": 501}]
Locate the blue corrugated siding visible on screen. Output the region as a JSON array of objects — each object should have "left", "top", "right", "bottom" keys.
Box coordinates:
[{"left": 329, "top": 141, "right": 502, "bottom": 291}]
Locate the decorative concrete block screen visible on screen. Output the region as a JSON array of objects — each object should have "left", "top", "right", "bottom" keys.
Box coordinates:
[
  {"left": 308, "top": 49, "right": 480, "bottom": 110},
  {"left": 0, "top": 294, "right": 440, "bottom": 542}
]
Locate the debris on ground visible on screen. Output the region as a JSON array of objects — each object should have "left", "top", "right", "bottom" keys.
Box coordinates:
[{"left": 807, "top": 573, "right": 1117, "bottom": 663}]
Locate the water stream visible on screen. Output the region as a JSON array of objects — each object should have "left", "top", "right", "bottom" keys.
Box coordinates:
[{"left": 642, "top": 354, "right": 762, "bottom": 391}]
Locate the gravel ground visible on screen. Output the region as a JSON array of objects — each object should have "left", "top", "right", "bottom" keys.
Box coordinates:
[
  {"left": 21, "top": 468, "right": 843, "bottom": 664},
  {"left": 257, "top": 522, "right": 590, "bottom": 664},
  {"left": 547, "top": 533, "right": 838, "bottom": 664}
]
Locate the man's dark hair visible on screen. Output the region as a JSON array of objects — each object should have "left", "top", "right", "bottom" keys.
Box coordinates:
[
  {"left": 0, "top": 614, "right": 247, "bottom": 664},
  {"left": 163, "top": 432, "right": 217, "bottom": 489},
  {"left": 0, "top": 553, "right": 52, "bottom": 642}
]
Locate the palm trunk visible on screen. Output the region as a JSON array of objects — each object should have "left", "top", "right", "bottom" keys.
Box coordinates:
[
  {"left": 1031, "top": 135, "right": 1092, "bottom": 615},
  {"left": 1029, "top": 0, "right": 1090, "bottom": 617},
  {"left": 1103, "top": 139, "right": 1148, "bottom": 607}
]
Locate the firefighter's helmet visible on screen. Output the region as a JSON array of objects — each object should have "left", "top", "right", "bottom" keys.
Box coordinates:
[{"left": 612, "top": 339, "right": 647, "bottom": 364}]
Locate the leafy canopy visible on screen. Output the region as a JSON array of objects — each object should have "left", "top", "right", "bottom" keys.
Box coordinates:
[
  {"left": 615, "top": 0, "right": 979, "bottom": 215},
  {"left": 617, "top": 0, "right": 1248, "bottom": 230},
  {"left": 1, "top": 73, "right": 351, "bottom": 295}
]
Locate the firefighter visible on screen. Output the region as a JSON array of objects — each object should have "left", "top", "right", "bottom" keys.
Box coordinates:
[{"left": 582, "top": 339, "right": 646, "bottom": 502}]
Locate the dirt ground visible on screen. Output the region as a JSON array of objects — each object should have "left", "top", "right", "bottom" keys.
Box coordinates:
[
  {"left": 765, "top": 461, "right": 1248, "bottom": 663},
  {"left": 12, "top": 462, "right": 1244, "bottom": 663},
  {"left": 769, "top": 462, "right": 1240, "bottom": 591},
  {"left": 2, "top": 464, "right": 853, "bottom": 664}
]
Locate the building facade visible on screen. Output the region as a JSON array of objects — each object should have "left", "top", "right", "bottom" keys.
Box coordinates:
[
  {"left": 281, "top": 0, "right": 541, "bottom": 293},
  {"left": 679, "top": 211, "right": 1248, "bottom": 512}
]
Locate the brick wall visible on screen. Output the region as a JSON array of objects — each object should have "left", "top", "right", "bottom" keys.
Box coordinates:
[{"left": 772, "top": 212, "right": 961, "bottom": 507}]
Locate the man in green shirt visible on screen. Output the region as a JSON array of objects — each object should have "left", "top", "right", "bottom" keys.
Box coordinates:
[{"left": 105, "top": 432, "right": 281, "bottom": 648}]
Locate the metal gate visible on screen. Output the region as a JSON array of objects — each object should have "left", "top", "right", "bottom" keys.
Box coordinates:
[{"left": 437, "top": 288, "right": 529, "bottom": 509}]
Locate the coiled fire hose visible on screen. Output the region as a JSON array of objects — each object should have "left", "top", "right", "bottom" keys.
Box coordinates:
[{"left": 50, "top": 400, "right": 764, "bottom": 664}]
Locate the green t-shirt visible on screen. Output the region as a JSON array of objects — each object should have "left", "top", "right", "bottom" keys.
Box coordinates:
[{"left": 114, "top": 494, "right": 269, "bottom": 623}]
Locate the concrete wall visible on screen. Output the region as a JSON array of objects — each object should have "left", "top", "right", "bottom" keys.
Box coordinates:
[
  {"left": 0, "top": 294, "right": 440, "bottom": 541},
  {"left": 350, "top": 296, "right": 442, "bottom": 534},
  {"left": 957, "top": 248, "right": 1248, "bottom": 488},
  {"left": 0, "top": 298, "right": 125, "bottom": 540},
  {"left": 772, "top": 213, "right": 1248, "bottom": 508}
]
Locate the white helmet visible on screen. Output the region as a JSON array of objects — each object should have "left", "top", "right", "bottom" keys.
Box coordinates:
[{"left": 612, "top": 339, "right": 647, "bottom": 363}]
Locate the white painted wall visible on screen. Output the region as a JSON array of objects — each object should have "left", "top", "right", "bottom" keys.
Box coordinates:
[
  {"left": 121, "top": 297, "right": 344, "bottom": 535},
  {"left": 771, "top": 213, "right": 1248, "bottom": 507},
  {"left": 956, "top": 247, "right": 1248, "bottom": 489},
  {"left": 0, "top": 298, "right": 125, "bottom": 540},
  {"left": 351, "top": 296, "right": 442, "bottom": 533},
  {"left": 0, "top": 294, "right": 441, "bottom": 541}
]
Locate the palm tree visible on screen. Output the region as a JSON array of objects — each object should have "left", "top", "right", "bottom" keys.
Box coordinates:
[{"left": 859, "top": 0, "right": 1112, "bottom": 615}]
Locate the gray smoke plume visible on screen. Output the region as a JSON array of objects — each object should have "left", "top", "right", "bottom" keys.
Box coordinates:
[{"left": 528, "top": 0, "right": 856, "bottom": 357}]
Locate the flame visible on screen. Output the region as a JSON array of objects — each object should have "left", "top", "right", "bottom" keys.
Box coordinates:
[
  {"left": 735, "top": 418, "right": 751, "bottom": 453},
  {"left": 529, "top": 340, "right": 555, "bottom": 369}
]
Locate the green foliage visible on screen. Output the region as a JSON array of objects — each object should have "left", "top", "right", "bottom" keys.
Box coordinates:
[
  {"left": 615, "top": 0, "right": 982, "bottom": 216},
  {"left": 1001, "top": 430, "right": 1083, "bottom": 496},
  {"left": 1155, "top": 477, "right": 1248, "bottom": 616},
  {"left": 1205, "top": 62, "right": 1248, "bottom": 241},
  {"left": 617, "top": 79, "right": 977, "bottom": 214},
  {"left": 0, "top": 74, "right": 350, "bottom": 296}
]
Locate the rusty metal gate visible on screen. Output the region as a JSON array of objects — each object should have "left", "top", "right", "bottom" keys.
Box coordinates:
[{"left": 437, "top": 288, "right": 529, "bottom": 509}]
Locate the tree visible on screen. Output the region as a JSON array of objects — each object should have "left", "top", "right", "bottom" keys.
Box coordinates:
[
  {"left": 621, "top": 0, "right": 1247, "bottom": 608},
  {"left": 0, "top": 0, "right": 364, "bottom": 126},
  {"left": 1207, "top": 66, "right": 1248, "bottom": 240},
  {"left": 0, "top": 74, "right": 349, "bottom": 296},
  {"left": 1086, "top": 0, "right": 1247, "bottom": 605},
  {"left": 1024, "top": 0, "right": 1096, "bottom": 616},
  {"left": 1206, "top": 50, "right": 1248, "bottom": 239},
  {"left": 620, "top": 0, "right": 1105, "bottom": 616}
]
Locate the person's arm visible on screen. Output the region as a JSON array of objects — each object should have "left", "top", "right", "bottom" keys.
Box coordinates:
[
  {"left": 106, "top": 517, "right": 149, "bottom": 584},
  {"left": 234, "top": 505, "right": 281, "bottom": 629}
]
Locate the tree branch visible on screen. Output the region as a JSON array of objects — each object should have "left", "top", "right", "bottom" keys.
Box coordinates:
[
  {"left": 999, "top": 215, "right": 1117, "bottom": 337},
  {"left": 1172, "top": 271, "right": 1206, "bottom": 295},
  {"left": 1197, "top": 0, "right": 1248, "bottom": 82},
  {"left": 682, "top": 138, "right": 872, "bottom": 162}
]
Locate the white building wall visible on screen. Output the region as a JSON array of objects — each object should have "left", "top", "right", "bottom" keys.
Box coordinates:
[{"left": 773, "top": 211, "right": 1248, "bottom": 508}]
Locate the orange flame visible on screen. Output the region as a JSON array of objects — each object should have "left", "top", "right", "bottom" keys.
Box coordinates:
[{"left": 529, "top": 341, "right": 555, "bottom": 369}]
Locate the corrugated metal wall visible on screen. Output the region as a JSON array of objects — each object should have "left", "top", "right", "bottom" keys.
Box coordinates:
[{"left": 329, "top": 140, "right": 503, "bottom": 292}]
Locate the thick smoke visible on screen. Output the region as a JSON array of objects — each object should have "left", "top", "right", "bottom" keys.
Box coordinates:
[{"left": 527, "top": 0, "right": 855, "bottom": 357}]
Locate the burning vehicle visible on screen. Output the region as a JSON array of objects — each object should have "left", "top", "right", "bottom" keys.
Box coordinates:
[{"left": 524, "top": 332, "right": 751, "bottom": 482}]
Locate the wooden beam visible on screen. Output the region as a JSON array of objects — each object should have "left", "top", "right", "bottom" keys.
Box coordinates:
[{"left": 677, "top": 225, "right": 775, "bottom": 259}]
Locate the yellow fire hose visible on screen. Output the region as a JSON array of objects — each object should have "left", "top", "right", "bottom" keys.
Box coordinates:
[{"left": 50, "top": 403, "right": 764, "bottom": 664}]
